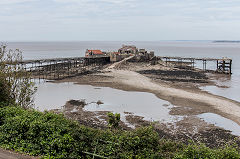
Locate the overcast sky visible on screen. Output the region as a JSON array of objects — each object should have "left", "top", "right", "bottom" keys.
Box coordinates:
[{"left": 1, "top": 0, "right": 240, "bottom": 41}]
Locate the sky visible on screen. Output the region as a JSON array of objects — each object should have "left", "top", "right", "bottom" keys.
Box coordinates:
[{"left": 1, "top": 0, "right": 240, "bottom": 41}]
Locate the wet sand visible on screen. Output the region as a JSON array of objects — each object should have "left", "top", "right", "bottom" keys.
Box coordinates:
[
  {"left": 49, "top": 59, "right": 240, "bottom": 146},
  {"left": 52, "top": 99, "right": 240, "bottom": 148},
  {"left": 56, "top": 61, "right": 240, "bottom": 126}
]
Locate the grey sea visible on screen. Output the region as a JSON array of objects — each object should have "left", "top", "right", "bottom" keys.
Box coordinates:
[
  {"left": 6, "top": 41, "right": 240, "bottom": 102},
  {"left": 5, "top": 41, "right": 240, "bottom": 135}
]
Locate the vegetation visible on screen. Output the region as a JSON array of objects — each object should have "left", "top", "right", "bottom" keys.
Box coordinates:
[
  {"left": 0, "top": 106, "right": 239, "bottom": 159},
  {"left": 0, "top": 77, "right": 13, "bottom": 106},
  {"left": 0, "top": 46, "right": 239, "bottom": 158},
  {"left": 0, "top": 45, "right": 36, "bottom": 108},
  {"left": 107, "top": 112, "right": 120, "bottom": 128}
]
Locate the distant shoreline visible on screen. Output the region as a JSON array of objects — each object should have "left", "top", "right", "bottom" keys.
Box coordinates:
[{"left": 213, "top": 40, "right": 240, "bottom": 43}]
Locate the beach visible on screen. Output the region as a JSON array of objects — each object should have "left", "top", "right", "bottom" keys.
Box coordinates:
[
  {"left": 46, "top": 57, "right": 239, "bottom": 137},
  {"left": 7, "top": 41, "right": 240, "bottom": 138},
  {"left": 3, "top": 0, "right": 240, "bottom": 157}
]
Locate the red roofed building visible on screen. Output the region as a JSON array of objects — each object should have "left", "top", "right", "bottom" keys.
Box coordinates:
[{"left": 85, "top": 49, "right": 104, "bottom": 57}]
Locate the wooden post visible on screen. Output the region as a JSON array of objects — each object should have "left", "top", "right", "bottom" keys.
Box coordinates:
[
  {"left": 223, "top": 60, "right": 225, "bottom": 72},
  {"left": 202, "top": 60, "right": 204, "bottom": 71},
  {"left": 230, "top": 60, "right": 232, "bottom": 74},
  {"left": 202, "top": 60, "right": 207, "bottom": 71},
  {"left": 68, "top": 60, "right": 70, "bottom": 76}
]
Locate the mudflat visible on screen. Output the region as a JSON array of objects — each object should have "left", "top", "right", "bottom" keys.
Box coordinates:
[
  {"left": 56, "top": 60, "right": 240, "bottom": 126},
  {"left": 52, "top": 59, "right": 240, "bottom": 147}
]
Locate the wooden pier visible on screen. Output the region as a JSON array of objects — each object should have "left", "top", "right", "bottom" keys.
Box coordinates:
[
  {"left": 15, "top": 56, "right": 110, "bottom": 80},
  {"left": 157, "top": 56, "right": 232, "bottom": 74},
  {"left": 8, "top": 54, "right": 232, "bottom": 81}
]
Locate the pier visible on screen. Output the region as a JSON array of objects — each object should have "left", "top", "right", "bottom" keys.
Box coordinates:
[
  {"left": 9, "top": 53, "right": 232, "bottom": 80},
  {"left": 15, "top": 56, "right": 110, "bottom": 80},
  {"left": 157, "top": 56, "right": 232, "bottom": 74}
]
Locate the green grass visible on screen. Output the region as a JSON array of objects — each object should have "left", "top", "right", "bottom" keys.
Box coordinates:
[{"left": 0, "top": 105, "right": 239, "bottom": 159}]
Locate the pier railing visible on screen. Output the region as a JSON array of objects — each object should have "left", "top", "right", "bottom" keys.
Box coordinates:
[
  {"left": 8, "top": 55, "right": 232, "bottom": 80},
  {"left": 157, "top": 56, "right": 232, "bottom": 74},
  {"left": 12, "top": 56, "right": 110, "bottom": 80}
]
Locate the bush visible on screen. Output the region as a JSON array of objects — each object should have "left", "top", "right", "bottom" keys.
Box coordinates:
[
  {"left": 174, "top": 143, "right": 240, "bottom": 159},
  {"left": 0, "top": 105, "right": 239, "bottom": 159},
  {"left": 107, "top": 112, "right": 120, "bottom": 128},
  {"left": 0, "top": 77, "right": 13, "bottom": 106},
  {"left": 0, "top": 106, "right": 78, "bottom": 158},
  {"left": 0, "top": 106, "right": 163, "bottom": 158}
]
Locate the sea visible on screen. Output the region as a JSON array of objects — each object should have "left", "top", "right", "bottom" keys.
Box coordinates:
[
  {"left": 4, "top": 41, "right": 240, "bottom": 135},
  {"left": 6, "top": 41, "right": 240, "bottom": 102}
]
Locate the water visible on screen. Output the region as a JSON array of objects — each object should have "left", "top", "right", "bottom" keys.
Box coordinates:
[
  {"left": 6, "top": 41, "right": 240, "bottom": 102},
  {"left": 5, "top": 41, "right": 240, "bottom": 132},
  {"left": 34, "top": 82, "right": 182, "bottom": 123},
  {"left": 200, "top": 79, "right": 240, "bottom": 102},
  {"left": 198, "top": 113, "right": 240, "bottom": 136}
]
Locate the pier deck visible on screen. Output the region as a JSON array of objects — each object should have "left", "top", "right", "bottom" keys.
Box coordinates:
[
  {"left": 13, "top": 56, "right": 110, "bottom": 80},
  {"left": 9, "top": 54, "right": 232, "bottom": 80},
  {"left": 157, "top": 56, "right": 232, "bottom": 74}
]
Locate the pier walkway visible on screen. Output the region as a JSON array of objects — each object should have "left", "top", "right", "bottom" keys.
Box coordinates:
[
  {"left": 157, "top": 56, "right": 232, "bottom": 74},
  {"left": 15, "top": 56, "right": 110, "bottom": 80},
  {"left": 8, "top": 55, "right": 232, "bottom": 80}
]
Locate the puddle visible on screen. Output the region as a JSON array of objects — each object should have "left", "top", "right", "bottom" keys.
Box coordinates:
[
  {"left": 34, "top": 82, "right": 182, "bottom": 123},
  {"left": 198, "top": 113, "right": 240, "bottom": 136}
]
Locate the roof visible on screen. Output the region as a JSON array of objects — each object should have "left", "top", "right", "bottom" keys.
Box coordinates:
[{"left": 87, "top": 50, "right": 103, "bottom": 55}]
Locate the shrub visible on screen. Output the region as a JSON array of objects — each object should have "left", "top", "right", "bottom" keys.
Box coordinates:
[
  {"left": 0, "top": 105, "right": 239, "bottom": 159},
  {"left": 0, "top": 106, "right": 164, "bottom": 158},
  {"left": 0, "top": 77, "right": 13, "bottom": 106},
  {"left": 0, "top": 106, "right": 78, "bottom": 158},
  {"left": 107, "top": 112, "right": 120, "bottom": 128},
  {"left": 174, "top": 143, "right": 240, "bottom": 159}
]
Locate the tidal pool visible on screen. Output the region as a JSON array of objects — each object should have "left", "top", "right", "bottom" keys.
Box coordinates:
[
  {"left": 198, "top": 113, "right": 240, "bottom": 136},
  {"left": 34, "top": 82, "right": 240, "bottom": 135},
  {"left": 200, "top": 75, "right": 240, "bottom": 102},
  {"left": 34, "top": 82, "right": 182, "bottom": 123}
]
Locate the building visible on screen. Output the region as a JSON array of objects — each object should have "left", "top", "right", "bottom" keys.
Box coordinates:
[
  {"left": 85, "top": 49, "right": 104, "bottom": 57},
  {"left": 138, "top": 49, "right": 147, "bottom": 55},
  {"left": 118, "top": 45, "right": 138, "bottom": 54},
  {"left": 110, "top": 52, "right": 129, "bottom": 62}
]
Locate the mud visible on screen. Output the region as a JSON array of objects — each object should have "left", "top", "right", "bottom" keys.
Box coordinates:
[
  {"left": 49, "top": 59, "right": 240, "bottom": 148},
  {"left": 137, "top": 69, "right": 208, "bottom": 83},
  {"left": 54, "top": 100, "right": 240, "bottom": 149}
]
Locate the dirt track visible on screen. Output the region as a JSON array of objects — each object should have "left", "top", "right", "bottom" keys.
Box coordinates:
[{"left": 0, "top": 148, "right": 38, "bottom": 159}]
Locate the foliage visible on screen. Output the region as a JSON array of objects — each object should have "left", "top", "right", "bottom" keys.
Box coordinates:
[
  {"left": 0, "top": 105, "right": 239, "bottom": 159},
  {"left": 107, "top": 112, "right": 120, "bottom": 128},
  {"left": 0, "top": 77, "right": 13, "bottom": 106},
  {"left": 0, "top": 45, "right": 239, "bottom": 159},
  {"left": 0, "top": 45, "right": 36, "bottom": 108},
  {"left": 174, "top": 143, "right": 240, "bottom": 159},
  {"left": 0, "top": 106, "right": 78, "bottom": 158}
]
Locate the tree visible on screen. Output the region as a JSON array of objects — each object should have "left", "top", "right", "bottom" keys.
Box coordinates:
[{"left": 0, "top": 44, "right": 36, "bottom": 108}]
